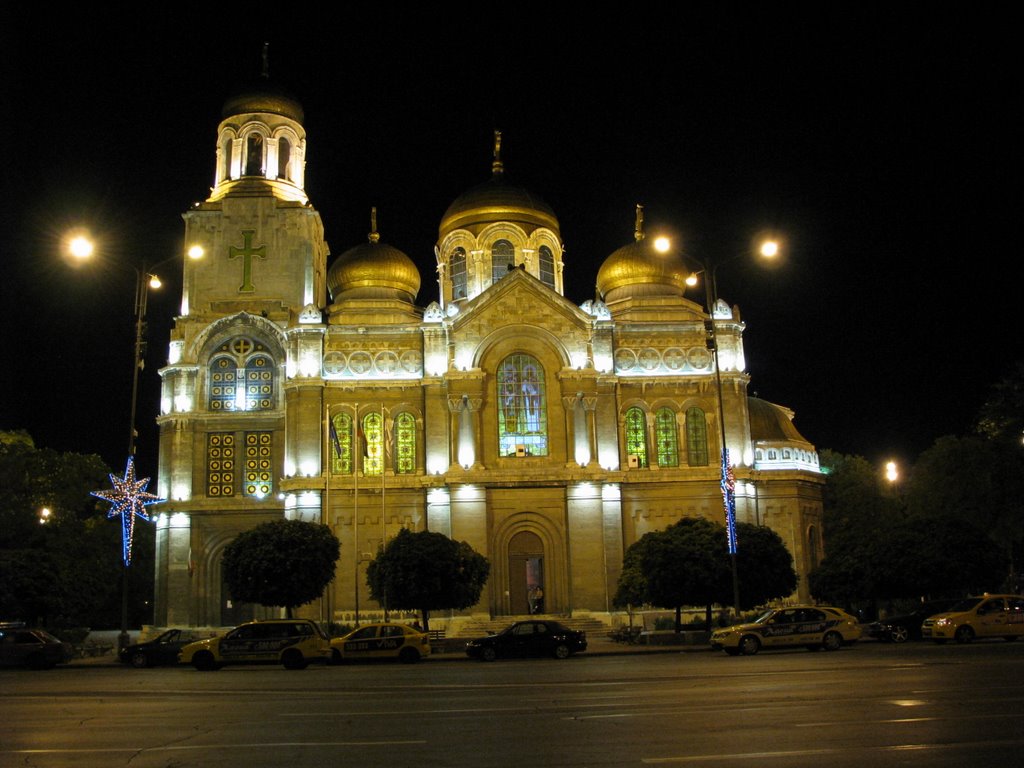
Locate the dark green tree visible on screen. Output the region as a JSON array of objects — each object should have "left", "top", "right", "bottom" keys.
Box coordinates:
[
  {"left": 221, "top": 520, "right": 340, "bottom": 617},
  {"left": 732, "top": 522, "right": 798, "bottom": 611},
  {"left": 615, "top": 518, "right": 730, "bottom": 631},
  {"left": 366, "top": 528, "right": 490, "bottom": 632},
  {"left": 0, "top": 433, "right": 132, "bottom": 629}
]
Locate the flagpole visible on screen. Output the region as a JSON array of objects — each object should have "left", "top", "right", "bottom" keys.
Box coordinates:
[{"left": 353, "top": 403, "right": 360, "bottom": 626}]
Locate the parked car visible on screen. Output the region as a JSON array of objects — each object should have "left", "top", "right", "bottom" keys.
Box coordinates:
[
  {"left": 119, "top": 628, "right": 205, "bottom": 668},
  {"left": 710, "top": 605, "right": 862, "bottom": 656},
  {"left": 921, "top": 594, "right": 1024, "bottom": 644},
  {"left": 178, "top": 619, "right": 331, "bottom": 670},
  {"left": 465, "top": 620, "right": 587, "bottom": 661},
  {"left": 865, "top": 599, "right": 963, "bottom": 643},
  {"left": 330, "top": 622, "right": 431, "bottom": 664},
  {"left": 0, "top": 622, "right": 73, "bottom": 670}
]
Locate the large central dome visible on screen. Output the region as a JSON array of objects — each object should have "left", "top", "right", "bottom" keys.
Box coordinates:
[{"left": 439, "top": 131, "right": 559, "bottom": 240}]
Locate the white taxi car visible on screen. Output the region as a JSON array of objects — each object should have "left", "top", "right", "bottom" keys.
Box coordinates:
[{"left": 711, "top": 605, "right": 861, "bottom": 656}]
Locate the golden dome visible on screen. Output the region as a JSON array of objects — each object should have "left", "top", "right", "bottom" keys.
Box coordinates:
[
  {"left": 439, "top": 131, "right": 560, "bottom": 239},
  {"left": 596, "top": 205, "right": 689, "bottom": 302},
  {"left": 327, "top": 210, "right": 421, "bottom": 303},
  {"left": 221, "top": 46, "right": 304, "bottom": 123},
  {"left": 747, "top": 397, "right": 813, "bottom": 444}
]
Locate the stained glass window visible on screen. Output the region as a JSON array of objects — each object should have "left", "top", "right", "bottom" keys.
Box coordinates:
[
  {"left": 208, "top": 338, "right": 274, "bottom": 412},
  {"left": 686, "top": 407, "right": 709, "bottom": 466},
  {"left": 450, "top": 248, "right": 467, "bottom": 300},
  {"left": 625, "top": 407, "right": 648, "bottom": 468},
  {"left": 538, "top": 245, "right": 555, "bottom": 289},
  {"left": 363, "top": 412, "right": 383, "bottom": 475},
  {"left": 491, "top": 239, "right": 514, "bottom": 283},
  {"left": 330, "top": 412, "right": 353, "bottom": 474},
  {"left": 244, "top": 432, "right": 273, "bottom": 497},
  {"left": 207, "top": 432, "right": 235, "bottom": 497},
  {"left": 395, "top": 412, "right": 416, "bottom": 474},
  {"left": 655, "top": 407, "right": 679, "bottom": 467},
  {"left": 497, "top": 354, "right": 548, "bottom": 456}
]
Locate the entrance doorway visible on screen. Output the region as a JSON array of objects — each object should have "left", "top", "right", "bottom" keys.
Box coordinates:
[{"left": 508, "top": 531, "right": 544, "bottom": 615}]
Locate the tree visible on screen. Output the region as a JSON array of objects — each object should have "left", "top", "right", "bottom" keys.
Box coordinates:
[
  {"left": 615, "top": 518, "right": 730, "bottom": 631},
  {"left": 221, "top": 520, "right": 340, "bottom": 616},
  {"left": 0, "top": 433, "right": 133, "bottom": 629},
  {"left": 366, "top": 528, "right": 489, "bottom": 632},
  {"left": 733, "top": 522, "right": 798, "bottom": 610}
]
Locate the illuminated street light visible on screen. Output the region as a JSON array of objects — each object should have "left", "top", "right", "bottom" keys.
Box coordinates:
[
  {"left": 664, "top": 235, "right": 782, "bottom": 617},
  {"left": 66, "top": 233, "right": 203, "bottom": 650},
  {"left": 39, "top": 507, "right": 52, "bottom": 524},
  {"left": 885, "top": 461, "right": 898, "bottom": 483}
]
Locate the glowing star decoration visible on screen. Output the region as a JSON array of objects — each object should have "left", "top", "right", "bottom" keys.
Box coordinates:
[{"left": 91, "top": 456, "right": 162, "bottom": 566}]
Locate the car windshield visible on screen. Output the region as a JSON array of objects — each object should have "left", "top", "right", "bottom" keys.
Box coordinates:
[
  {"left": 946, "top": 597, "right": 983, "bottom": 612},
  {"left": 752, "top": 610, "right": 777, "bottom": 624}
]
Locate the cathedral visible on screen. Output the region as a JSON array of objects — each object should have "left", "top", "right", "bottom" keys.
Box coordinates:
[{"left": 151, "top": 71, "right": 824, "bottom": 629}]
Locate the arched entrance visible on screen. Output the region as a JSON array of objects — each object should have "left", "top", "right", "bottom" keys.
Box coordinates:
[{"left": 508, "top": 531, "right": 544, "bottom": 615}]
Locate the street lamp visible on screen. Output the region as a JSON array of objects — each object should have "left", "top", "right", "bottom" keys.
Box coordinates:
[
  {"left": 68, "top": 233, "right": 203, "bottom": 649},
  {"left": 657, "top": 235, "right": 780, "bottom": 617}
]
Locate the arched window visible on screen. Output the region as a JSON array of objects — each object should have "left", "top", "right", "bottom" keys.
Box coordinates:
[
  {"left": 329, "top": 412, "right": 353, "bottom": 474},
  {"left": 221, "top": 137, "right": 232, "bottom": 181},
  {"left": 363, "top": 412, "right": 383, "bottom": 475},
  {"left": 277, "top": 137, "right": 291, "bottom": 180},
  {"left": 395, "top": 412, "right": 416, "bottom": 474},
  {"left": 625, "top": 407, "right": 648, "bottom": 468},
  {"left": 538, "top": 245, "right": 555, "bottom": 290},
  {"left": 497, "top": 354, "right": 548, "bottom": 456},
  {"left": 244, "top": 133, "right": 264, "bottom": 176},
  {"left": 450, "top": 247, "right": 467, "bottom": 300},
  {"left": 655, "top": 407, "right": 679, "bottom": 467},
  {"left": 207, "top": 338, "right": 275, "bottom": 412},
  {"left": 686, "top": 407, "right": 709, "bottom": 467},
  {"left": 491, "top": 239, "right": 514, "bottom": 284}
]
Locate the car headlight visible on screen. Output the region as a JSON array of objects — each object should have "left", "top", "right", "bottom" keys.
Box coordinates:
[{"left": 935, "top": 618, "right": 952, "bottom": 627}]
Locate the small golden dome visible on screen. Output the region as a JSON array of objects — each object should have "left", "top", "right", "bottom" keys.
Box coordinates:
[
  {"left": 596, "top": 205, "right": 689, "bottom": 301},
  {"left": 327, "top": 210, "right": 421, "bottom": 303},
  {"left": 439, "top": 131, "right": 560, "bottom": 239}
]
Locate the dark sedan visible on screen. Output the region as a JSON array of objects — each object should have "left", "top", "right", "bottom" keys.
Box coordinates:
[
  {"left": 119, "top": 628, "right": 204, "bottom": 668},
  {"left": 465, "top": 620, "right": 587, "bottom": 661},
  {"left": 865, "top": 599, "right": 962, "bottom": 643}
]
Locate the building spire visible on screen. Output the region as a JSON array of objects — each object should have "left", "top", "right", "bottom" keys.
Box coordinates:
[
  {"left": 492, "top": 130, "right": 504, "bottom": 176},
  {"left": 634, "top": 203, "right": 645, "bottom": 242},
  {"left": 368, "top": 206, "right": 380, "bottom": 244}
]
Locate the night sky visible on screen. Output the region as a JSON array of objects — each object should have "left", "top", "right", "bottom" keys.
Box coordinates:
[{"left": 1, "top": 8, "right": 1018, "bottom": 480}]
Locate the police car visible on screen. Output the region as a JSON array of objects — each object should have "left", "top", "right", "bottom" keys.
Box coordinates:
[
  {"left": 330, "top": 622, "right": 431, "bottom": 664},
  {"left": 178, "top": 619, "right": 331, "bottom": 670},
  {"left": 710, "top": 606, "right": 861, "bottom": 656}
]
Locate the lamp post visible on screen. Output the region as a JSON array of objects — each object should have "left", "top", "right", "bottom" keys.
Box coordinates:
[
  {"left": 68, "top": 233, "right": 202, "bottom": 649},
  {"left": 655, "top": 236, "right": 779, "bottom": 617}
]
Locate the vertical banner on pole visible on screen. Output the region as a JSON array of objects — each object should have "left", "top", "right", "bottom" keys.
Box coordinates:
[{"left": 721, "top": 449, "right": 738, "bottom": 555}]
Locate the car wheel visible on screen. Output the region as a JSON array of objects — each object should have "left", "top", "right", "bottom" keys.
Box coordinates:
[
  {"left": 738, "top": 635, "right": 760, "bottom": 656},
  {"left": 553, "top": 644, "right": 571, "bottom": 660},
  {"left": 890, "top": 626, "right": 909, "bottom": 644},
  {"left": 130, "top": 651, "right": 150, "bottom": 668},
  {"left": 192, "top": 651, "right": 219, "bottom": 671},
  {"left": 399, "top": 647, "right": 420, "bottom": 664},
  {"left": 481, "top": 646, "right": 497, "bottom": 662},
  {"left": 954, "top": 625, "right": 974, "bottom": 644},
  {"left": 822, "top": 631, "right": 843, "bottom": 651},
  {"left": 282, "top": 649, "right": 308, "bottom": 670}
]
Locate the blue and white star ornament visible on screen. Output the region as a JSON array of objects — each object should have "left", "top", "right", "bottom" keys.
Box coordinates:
[{"left": 90, "top": 455, "right": 163, "bottom": 566}]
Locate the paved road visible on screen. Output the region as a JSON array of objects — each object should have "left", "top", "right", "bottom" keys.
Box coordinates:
[{"left": 2, "top": 641, "right": 1022, "bottom": 767}]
